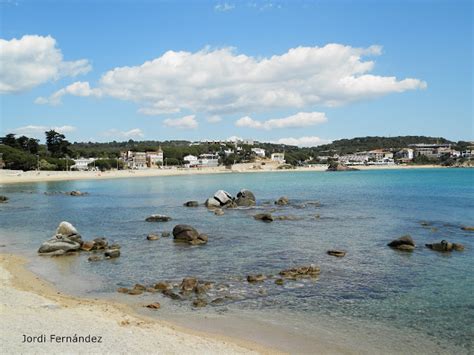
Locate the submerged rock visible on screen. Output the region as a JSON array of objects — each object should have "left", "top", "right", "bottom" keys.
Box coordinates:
[
  {"left": 104, "top": 249, "right": 120, "bottom": 258},
  {"left": 387, "top": 235, "right": 415, "bottom": 251},
  {"left": 279, "top": 265, "right": 320, "bottom": 279},
  {"left": 145, "top": 214, "right": 172, "bottom": 222},
  {"left": 80, "top": 241, "right": 95, "bottom": 251},
  {"left": 247, "top": 274, "right": 267, "bottom": 283},
  {"left": 0, "top": 195, "right": 9, "bottom": 203},
  {"left": 69, "top": 190, "right": 87, "bottom": 196},
  {"left": 461, "top": 226, "right": 474, "bottom": 231},
  {"left": 92, "top": 237, "right": 108, "bottom": 250},
  {"left": 180, "top": 277, "right": 198, "bottom": 291},
  {"left": 426, "top": 240, "right": 464, "bottom": 252},
  {"left": 275, "top": 196, "right": 289, "bottom": 206},
  {"left": 161, "top": 231, "right": 171, "bottom": 238},
  {"left": 327, "top": 250, "right": 346, "bottom": 257},
  {"left": 274, "top": 215, "right": 301, "bottom": 221},
  {"left": 154, "top": 281, "right": 172, "bottom": 291},
  {"left": 275, "top": 278, "right": 285, "bottom": 285},
  {"left": 254, "top": 213, "right": 274, "bottom": 222},
  {"left": 184, "top": 201, "right": 199, "bottom": 207},
  {"left": 162, "top": 289, "right": 182, "bottom": 300},
  {"left": 147, "top": 234, "right": 160, "bottom": 241},
  {"left": 235, "top": 189, "right": 256, "bottom": 207}
]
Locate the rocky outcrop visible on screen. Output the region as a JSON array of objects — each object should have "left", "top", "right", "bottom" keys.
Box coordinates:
[
  {"left": 235, "top": 189, "right": 256, "bottom": 207},
  {"left": 254, "top": 213, "right": 274, "bottom": 222},
  {"left": 172, "top": 225, "right": 208, "bottom": 245},
  {"left": 184, "top": 201, "right": 199, "bottom": 207},
  {"left": 426, "top": 240, "right": 465, "bottom": 252},
  {"left": 205, "top": 190, "right": 233, "bottom": 208},
  {"left": 279, "top": 265, "right": 320, "bottom": 279},
  {"left": 154, "top": 281, "right": 172, "bottom": 291},
  {"left": 387, "top": 235, "right": 415, "bottom": 251},
  {"left": 275, "top": 196, "right": 289, "bottom": 206},
  {"left": 38, "top": 221, "right": 83, "bottom": 254},
  {"left": 145, "top": 214, "right": 172, "bottom": 222}
]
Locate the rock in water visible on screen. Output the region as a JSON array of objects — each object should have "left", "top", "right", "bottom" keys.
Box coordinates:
[
  {"left": 247, "top": 274, "right": 267, "bottom": 283},
  {"left": 145, "top": 214, "right": 172, "bottom": 222},
  {"left": 93, "top": 237, "right": 108, "bottom": 250},
  {"left": 147, "top": 234, "right": 160, "bottom": 241},
  {"left": 235, "top": 189, "right": 256, "bottom": 207},
  {"left": 180, "top": 277, "right": 198, "bottom": 291},
  {"left": 0, "top": 195, "right": 8, "bottom": 203},
  {"left": 161, "top": 231, "right": 171, "bottom": 238},
  {"left": 275, "top": 196, "right": 289, "bottom": 205},
  {"left": 192, "top": 299, "right": 207, "bottom": 308},
  {"left": 214, "top": 209, "right": 224, "bottom": 216},
  {"left": 254, "top": 213, "right": 274, "bottom": 222},
  {"left": 425, "top": 240, "right": 464, "bottom": 252},
  {"left": 461, "top": 226, "right": 474, "bottom": 231},
  {"left": 38, "top": 235, "right": 81, "bottom": 254},
  {"left": 173, "top": 225, "right": 208, "bottom": 245},
  {"left": 387, "top": 235, "right": 415, "bottom": 251},
  {"left": 204, "top": 197, "right": 221, "bottom": 208},
  {"left": 327, "top": 250, "right": 346, "bottom": 257},
  {"left": 56, "top": 221, "right": 78, "bottom": 237},
  {"left": 184, "top": 201, "right": 199, "bottom": 207},
  {"left": 213, "top": 190, "right": 233, "bottom": 205}
]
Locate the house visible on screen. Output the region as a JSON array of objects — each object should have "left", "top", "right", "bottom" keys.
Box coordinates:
[
  {"left": 339, "top": 153, "right": 369, "bottom": 165},
  {"left": 72, "top": 157, "right": 97, "bottom": 171},
  {"left": 395, "top": 148, "right": 414, "bottom": 163},
  {"left": 271, "top": 153, "right": 285, "bottom": 164},
  {"left": 251, "top": 148, "right": 266, "bottom": 158},
  {"left": 184, "top": 154, "right": 198, "bottom": 168},
  {"left": 146, "top": 148, "right": 163, "bottom": 168},
  {"left": 121, "top": 151, "right": 147, "bottom": 169},
  {"left": 409, "top": 143, "right": 453, "bottom": 159},
  {"left": 367, "top": 149, "right": 394, "bottom": 161},
  {"left": 198, "top": 154, "right": 219, "bottom": 167}
]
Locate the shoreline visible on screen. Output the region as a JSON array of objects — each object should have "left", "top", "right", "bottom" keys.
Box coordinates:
[
  {"left": 0, "top": 253, "right": 276, "bottom": 354},
  {"left": 0, "top": 164, "right": 450, "bottom": 185}
]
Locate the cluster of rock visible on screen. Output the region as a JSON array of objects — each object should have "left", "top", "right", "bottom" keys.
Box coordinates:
[
  {"left": 173, "top": 225, "right": 208, "bottom": 245},
  {"left": 0, "top": 195, "right": 8, "bottom": 203},
  {"left": 204, "top": 189, "right": 256, "bottom": 208},
  {"left": 278, "top": 265, "right": 321, "bottom": 280},
  {"left": 145, "top": 214, "right": 172, "bottom": 222},
  {"left": 388, "top": 235, "right": 464, "bottom": 253},
  {"left": 37, "top": 221, "right": 120, "bottom": 260}
]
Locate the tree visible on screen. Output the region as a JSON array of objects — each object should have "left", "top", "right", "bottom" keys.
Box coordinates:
[
  {"left": 0, "top": 133, "right": 20, "bottom": 148},
  {"left": 45, "top": 130, "right": 71, "bottom": 158}
]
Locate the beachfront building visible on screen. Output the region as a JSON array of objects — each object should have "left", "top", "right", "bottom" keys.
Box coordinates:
[
  {"left": 183, "top": 154, "right": 198, "bottom": 168},
  {"left": 198, "top": 153, "right": 219, "bottom": 167},
  {"left": 409, "top": 143, "right": 453, "bottom": 159},
  {"left": 251, "top": 148, "right": 266, "bottom": 158},
  {"left": 367, "top": 149, "right": 394, "bottom": 161},
  {"left": 271, "top": 153, "right": 286, "bottom": 164},
  {"left": 72, "top": 157, "right": 97, "bottom": 171},
  {"left": 395, "top": 148, "right": 414, "bottom": 163},
  {"left": 146, "top": 148, "right": 164, "bottom": 168},
  {"left": 121, "top": 151, "right": 147, "bottom": 169},
  {"left": 339, "top": 153, "right": 369, "bottom": 165}
]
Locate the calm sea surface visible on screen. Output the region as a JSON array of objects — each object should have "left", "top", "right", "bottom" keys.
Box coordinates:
[{"left": 1, "top": 169, "right": 473, "bottom": 353}]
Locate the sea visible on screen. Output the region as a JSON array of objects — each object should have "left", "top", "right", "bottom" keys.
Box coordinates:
[{"left": 1, "top": 168, "right": 473, "bottom": 354}]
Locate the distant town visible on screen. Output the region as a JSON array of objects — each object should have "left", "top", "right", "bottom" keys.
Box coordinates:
[{"left": 0, "top": 132, "right": 472, "bottom": 172}]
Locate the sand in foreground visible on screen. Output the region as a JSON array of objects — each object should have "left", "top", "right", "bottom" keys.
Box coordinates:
[{"left": 0, "top": 254, "right": 269, "bottom": 355}]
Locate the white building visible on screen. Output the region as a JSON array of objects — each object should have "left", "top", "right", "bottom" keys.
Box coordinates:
[
  {"left": 184, "top": 154, "right": 198, "bottom": 168},
  {"left": 146, "top": 148, "right": 164, "bottom": 168},
  {"left": 198, "top": 154, "right": 219, "bottom": 167},
  {"left": 121, "top": 151, "right": 147, "bottom": 169},
  {"left": 72, "top": 158, "right": 97, "bottom": 171},
  {"left": 223, "top": 149, "right": 234, "bottom": 156},
  {"left": 251, "top": 148, "right": 266, "bottom": 158},
  {"left": 271, "top": 153, "right": 286, "bottom": 164},
  {"left": 339, "top": 153, "right": 369, "bottom": 165}
]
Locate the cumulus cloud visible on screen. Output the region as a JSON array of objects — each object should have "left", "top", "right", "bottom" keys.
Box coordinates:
[
  {"left": 235, "top": 111, "right": 327, "bottom": 130},
  {"left": 35, "top": 81, "right": 100, "bottom": 105},
  {"left": 163, "top": 115, "right": 198, "bottom": 129},
  {"left": 0, "top": 35, "right": 91, "bottom": 94},
  {"left": 11, "top": 125, "right": 77, "bottom": 138},
  {"left": 102, "top": 128, "right": 144, "bottom": 139},
  {"left": 39, "top": 44, "right": 426, "bottom": 113},
  {"left": 274, "top": 136, "right": 332, "bottom": 147},
  {"left": 207, "top": 115, "right": 222, "bottom": 123},
  {"left": 214, "top": 2, "right": 235, "bottom": 12}
]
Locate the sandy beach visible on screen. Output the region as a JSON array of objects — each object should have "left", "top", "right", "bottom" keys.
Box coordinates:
[
  {"left": 0, "top": 163, "right": 445, "bottom": 185},
  {"left": 0, "top": 253, "right": 274, "bottom": 355}
]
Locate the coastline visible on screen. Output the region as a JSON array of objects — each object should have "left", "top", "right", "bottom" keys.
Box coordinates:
[
  {"left": 0, "top": 253, "right": 275, "bottom": 355},
  {"left": 0, "top": 164, "right": 447, "bottom": 185}
]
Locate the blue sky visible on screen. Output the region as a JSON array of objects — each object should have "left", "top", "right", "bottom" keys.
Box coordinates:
[{"left": 0, "top": 0, "right": 472, "bottom": 145}]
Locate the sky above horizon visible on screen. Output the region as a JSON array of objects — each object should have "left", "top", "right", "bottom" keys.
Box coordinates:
[{"left": 0, "top": 0, "right": 472, "bottom": 146}]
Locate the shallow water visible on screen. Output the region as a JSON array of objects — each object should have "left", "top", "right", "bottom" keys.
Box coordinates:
[{"left": 1, "top": 169, "right": 473, "bottom": 353}]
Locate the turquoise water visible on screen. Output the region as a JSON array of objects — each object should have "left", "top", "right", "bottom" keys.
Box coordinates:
[{"left": 1, "top": 169, "right": 473, "bottom": 353}]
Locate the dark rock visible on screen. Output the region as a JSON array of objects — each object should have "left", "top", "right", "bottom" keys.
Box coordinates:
[
  {"left": 279, "top": 265, "right": 320, "bottom": 279},
  {"left": 145, "top": 302, "right": 161, "bottom": 310},
  {"left": 453, "top": 243, "right": 465, "bottom": 251},
  {"left": 181, "top": 277, "right": 198, "bottom": 291},
  {"left": 247, "top": 274, "right": 267, "bottom": 283},
  {"left": 80, "top": 241, "right": 95, "bottom": 251},
  {"left": 275, "top": 215, "right": 301, "bottom": 221},
  {"left": 92, "top": 237, "right": 108, "bottom": 250},
  {"left": 192, "top": 299, "right": 207, "bottom": 308},
  {"left": 0, "top": 195, "right": 9, "bottom": 203},
  {"left": 235, "top": 189, "right": 256, "bottom": 207},
  {"left": 147, "top": 234, "right": 160, "bottom": 241},
  {"left": 184, "top": 201, "right": 199, "bottom": 207},
  {"left": 275, "top": 278, "right": 285, "bottom": 285},
  {"left": 194, "top": 285, "right": 208, "bottom": 295},
  {"left": 387, "top": 235, "right": 415, "bottom": 251},
  {"left": 145, "top": 214, "right": 172, "bottom": 222},
  {"left": 109, "top": 243, "right": 121, "bottom": 250},
  {"left": 161, "top": 231, "right": 171, "bottom": 238},
  {"left": 326, "top": 163, "right": 358, "bottom": 172},
  {"left": 254, "top": 213, "right": 274, "bottom": 222},
  {"left": 104, "top": 249, "right": 120, "bottom": 258},
  {"left": 425, "top": 240, "right": 461, "bottom": 252},
  {"left": 173, "top": 225, "right": 208, "bottom": 245},
  {"left": 275, "top": 196, "right": 289, "bottom": 206},
  {"left": 211, "top": 298, "right": 226, "bottom": 305},
  {"left": 327, "top": 250, "right": 346, "bottom": 257},
  {"left": 117, "top": 287, "right": 129, "bottom": 293},
  {"left": 134, "top": 284, "right": 146, "bottom": 291},
  {"left": 224, "top": 200, "right": 238, "bottom": 209},
  {"left": 127, "top": 289, "right": 143, "bottom": 295},
  {"left": 70, "top": 190, "right": 86, "bottom": 196}
]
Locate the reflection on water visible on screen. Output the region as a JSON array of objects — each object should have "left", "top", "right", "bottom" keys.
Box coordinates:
[{"left": 1, "top": 169, "right": 473, "bottom": 353}]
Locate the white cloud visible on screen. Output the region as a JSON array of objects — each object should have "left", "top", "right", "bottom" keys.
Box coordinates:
[
  {"left": 40, "top": 44, "right": 426, "bottom": 113},
  {"left": 102, "top": 128, "right": 144, "bottom": 139},
  {"left": 214, "top": 3, "right": 235, "bottom": 12},
  {"left": 235, "top": 112, "right": 327, "bottom": 130},
  {"left": 11, "top": 125, "right": 77, "bottom": 138},
  {"left": 0, "top": 35, "right": 91, "bottom": 94},
  {"left": 163, "top": 115, "right": 198, "bottom": 129},
  {"left": 35, "top": 81, "right": 100, "bottom": 105},
  {"left": 274, "top": 136, "right": 332, "bottom": 147},
  {"left": 207, "top": 115, "right": 222, "bottom": 123}
]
